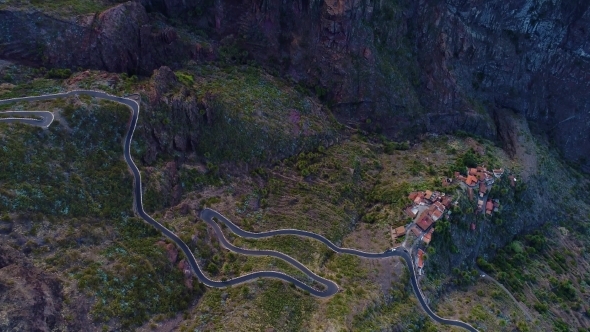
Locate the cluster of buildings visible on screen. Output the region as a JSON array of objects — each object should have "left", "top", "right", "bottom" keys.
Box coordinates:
[
  {"left": 404, "top": 190, "right": 453, "bottom": 245},
  {"left": 403, "top": 165, "right": 511, "bottom": 278},
  {"left": 454, "top": 166, "right": 505, "bottom": 217}
]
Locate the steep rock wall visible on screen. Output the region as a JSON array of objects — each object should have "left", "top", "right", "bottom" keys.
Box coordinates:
[
  {"left": 1, "top": 0, "right": 589, "bottom": 170},
  {"left": 0, "top": 2, "right": 191, "bottom": 75},
  {"left": 193, "top": 0, "right": 590, "bottom": 170}
]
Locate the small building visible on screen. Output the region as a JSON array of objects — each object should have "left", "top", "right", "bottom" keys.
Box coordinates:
[
  {"left": 441, "top": 196, "right": 452, "bottom": 208},
  {"left": 394, "top": 226, "right": 406, "bottom": 236},
  {"left": 486, "top": 200, "right": 494, "bottom": 215},
  {"left": 405, "top": 206, "right": 418, "bottom": 218},
  {"left": 417, "top": 215, "right": 434, "bottom": 231},
  {"left": 484, "top": 174, "right": 495, "bottom": 186},
  {"left": 414, "top": 195, "right": 424, "bottom": 205},
  {"left": 492, "top": 168, "right": 504, "bottom": 178},
  {"left": 509, "top": 175, "right": 517, "bottom": 187},
  {"left": 417, "top": 249, "right": 425, "bottom": 268},
  {"left": 423, "top": 229, "right": 434, "bottom": 245},
  {"left": 431, "top": 209, "right": 443, "bottom": 221},
  {"left": 408, "top": 192, "right": 420, "bottom": 201},
  {"left": 477, "top": 198, "right": 484, "bottom": 210},
  {"left": 466, "top": 175, "right": 478, "bottom": 186},
  {"left": 479, "top": 182, "right": 487, "bottom": 196},
  {"left": 493, "top": 200, "right": 500, "bottom": 212},
  {"left": 425, "top": 190, "right": 433, "bottom": 200},
  {"left": 469, "top": 168, "right": 478, "bottom": 176},
  {"left": 411, "top": 226, "right": 421, "bottom": 237},
  {"left": 477, "top": 172, "right": 486, "bottom": 182},
  {"left": 433, "top": 201, "right": 445, "bottom": 212},
  {"left": 431, "top": 191, "right": 441, "bottom": 201}
]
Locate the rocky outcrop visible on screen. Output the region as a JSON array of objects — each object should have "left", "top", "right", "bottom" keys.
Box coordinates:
[
  {"left": 140, "top": 66, "right": 203, "bottom": 164},
  {"left": 0, "top": 2, "right": 191, "bottom": 75},
  {"left": 156, "top": 240, "right": 179, "bottom": 264},
  {"left": 0, "top": 245, "right": 71, "bottom": 331}
]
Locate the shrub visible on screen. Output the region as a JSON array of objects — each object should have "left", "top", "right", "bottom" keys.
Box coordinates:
[
  {"left": 45, "top": 68, "right": 72, "bottom": 79},
  {"left": 175, "top": 72, "right": 194, "bottom": 86}
]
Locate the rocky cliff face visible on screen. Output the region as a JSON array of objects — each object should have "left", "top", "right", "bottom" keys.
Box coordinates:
[
  {"left": 0, "top": 1, "right": 191, "bottom": 75},
  {"left": 0, "top": 245, "right": 90, "bottom": 331},
  {"left": 1, "top": 0, "right": 589, "bottom": 169},
  {"left": 415, "top": 0, "right": 590, "bottom": 172},
  {"left": 186, "top": 0, "right": 590, "bottom": 171}
]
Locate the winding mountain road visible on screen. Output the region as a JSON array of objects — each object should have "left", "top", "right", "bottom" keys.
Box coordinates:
[
  {"left": 0, "top": 90, "right": 478, "bottom": 332},
  {"left": 0, "top": 111, "right": 54, "bottom": 127}
]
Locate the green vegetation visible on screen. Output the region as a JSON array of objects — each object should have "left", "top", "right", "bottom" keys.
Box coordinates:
[
  {"left": 0, "top": 99, "right": 131, "bottom": 218},
  {"left": 254, "top": 281, "right": 316, "bottom": 331},
  {"left": 174, "top": 71, "right": 194, "bottom": 86},
  {"left": 352, "top": 267, "right": 438, "bottom": 331},
  {"left": 163, "top": 64, "right": 338, "bottom": 164},
  {"left": 0, "top": 78, "right": 62, "bottom": 99},
  {"left": 45, "top": 68, "right": 72, "bottom": 79},
  {"left": 0, "top": 96, "right": 202, "bottom": 329},
  {"left": 74, "top": 217, "right": 199, "bottom": 328},
  {"left": 239, "top": 235, "right": 325, "bottom": 268}
]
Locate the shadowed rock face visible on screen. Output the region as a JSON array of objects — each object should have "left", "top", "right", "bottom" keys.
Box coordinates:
[
  {"left": 0, "top": 2, "right": 191, "bottom": 75},
  {"left": 0, "top": 245, "right": 70, "bottom": 332},
  {"left": 415, "top": 1, "right": 590, "bottom": 172},
  {"left": 182, "top": 0, "right": 590, "bottom": 170},
  {"left": 1, "top": 0, "right": 589, "bottom": 170}
]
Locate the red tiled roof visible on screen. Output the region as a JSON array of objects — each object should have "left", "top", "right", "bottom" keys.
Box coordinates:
[
  {"left": 479, "top": 182, "right": 487, "bottom": 193},
  {"left": 417, "top": 249, "right": 425, "bottom": 268},
  {"left": 408, "top": 192, "right": 420, "bottom": 200},
  {"left": 477, "top": 172, "right": 486, "bottom": 181},
  {"left": 425, "top": 190, "right": 433, "bottom": 199},
  {"left": 417, "top": 215, "right": 434, "bottom": 231},
  {"left": 394, "top": 226, "right": 406, "bottom": 235},
  {"left": 469, "top": 168, "right": 478, "bottom": 176},
  {"left": 466, "top": 175, "right": 478, "bottom": 186},
  {"left": 431, "top": 209, "right": 443, "bottom": 220},
  {"left": 486, "top": 200, "right": 494, "bottom": 211},
  {"left": 423, "top": 229, "right": 433, "bottom": 244},
  {"left": 434, "top": 201, "right": 445, "bottom": 212},
  {"left": 405, "top": 206, "right": 417, "bottom": 218}
]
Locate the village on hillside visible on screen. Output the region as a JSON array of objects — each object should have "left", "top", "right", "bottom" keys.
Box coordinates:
[{"left": 391, "top": 164, "right": 514, "bottom": 276}]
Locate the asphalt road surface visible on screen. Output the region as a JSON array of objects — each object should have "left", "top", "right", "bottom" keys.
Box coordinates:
[
  {"left": 0, "top": 111, "right": 54, "bottom": 127},
  {"left": 0, "top": 90, "right": 478, "bottom": 332}
]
